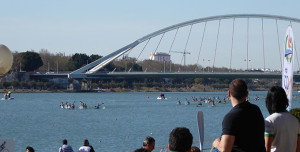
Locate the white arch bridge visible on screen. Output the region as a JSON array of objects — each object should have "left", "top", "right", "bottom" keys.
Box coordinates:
[{"left": 68, "top": 14, "right": 300, "bottom": 79}]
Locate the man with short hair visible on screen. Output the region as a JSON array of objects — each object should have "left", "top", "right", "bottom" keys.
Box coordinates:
[
  {"left": 212, "top": 79, "right": 266, "bottom": 152},
  {"left": 142, "top": 136, "right": 155, "bottom": 152},
  {"left": 169, "top": 127, "right": 193, "bottom": 152},
  {"left": 79, "top": 139, "right": 94, "bottom": 152},
  {"left": 59, "top": 139, "right": 74, "bottom": 152}
]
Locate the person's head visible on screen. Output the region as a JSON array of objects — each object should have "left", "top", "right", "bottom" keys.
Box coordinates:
[
  {"left": 26, "top": 146, "right": 35, "bottom": 152},
  {"left": 143, "top": 136, "right": 155, "bottom": 152},
  {"left": 229, "top": 79, "right": 248, "bottom": 101},
  {"left": 83, "top": 139, "right": 89, "bottom": 146},
  {"left": 191, "top": 146, "right": 201, "bottom": 152},
  {"left": 265, "top": 86, "right": 289, "bottom": 114},
  {"left": 62, "top": 139, "right": 67, "bottom": 145},
  {"left": 169, "top": 127, "right": 193, "bottom": 152}
]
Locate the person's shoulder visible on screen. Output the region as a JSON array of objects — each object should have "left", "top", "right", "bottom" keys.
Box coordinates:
[
  {"left": 283, "top": 112, "right": 300, "bottom": 123},
  {"left": 247, "top": 101, "right": 262, "bottom": 110}
]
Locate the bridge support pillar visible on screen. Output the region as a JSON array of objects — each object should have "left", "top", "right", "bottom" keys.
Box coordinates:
[
  {"left": 68, "top": 83, "right": 74, "bottom": 90},
  {"left": 81, "top": 79, "right": 91, "bottom": 91},
  {"left": 81, "top": 81, "right": 88, "bottom": 90}
]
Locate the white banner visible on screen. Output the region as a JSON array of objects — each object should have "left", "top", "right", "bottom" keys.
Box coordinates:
[{"left": 282, "top": 26, "right": 295, "bottom": 111}]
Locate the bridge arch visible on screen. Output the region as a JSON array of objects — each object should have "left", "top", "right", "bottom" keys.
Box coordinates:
[{"left": 69, "top": 14, "right": 300, "bottom": 78}]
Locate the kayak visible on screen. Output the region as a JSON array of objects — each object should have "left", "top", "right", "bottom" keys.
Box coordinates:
[
  {"left": 1, "top": 97, "right": 14, "bottom": 100},
  {"left": 60, "top": 105, "right": 75, "bottom": 109},
  {"left": 157, "top": 96, "right": 167, "bottom": 100}
]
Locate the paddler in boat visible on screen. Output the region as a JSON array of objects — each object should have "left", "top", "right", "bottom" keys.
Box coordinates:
[
  {"left": 95, "top": 104, "right": 100, "bottom": 109},
  {"left": 212, "top": 100, "right": 215, "bottom": 106},
  {"left": 4, "top": 92, "right": 8, "bottom": 99},
  {"left": 60, "top": 102, "right": 64, "bottom": 108},
  {"left": 196, "top": 102, "right": 202, "bottom": 107},
  {"left": 7, "top": 91, "right": 11, "bottom": 98},
  {"left": 160, "top": 93, "right": 165, "bottom": 99}
]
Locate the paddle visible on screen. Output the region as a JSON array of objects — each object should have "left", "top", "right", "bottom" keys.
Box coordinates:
[{"left": 197, "top": 111, "right": 204, "bottom": 151}]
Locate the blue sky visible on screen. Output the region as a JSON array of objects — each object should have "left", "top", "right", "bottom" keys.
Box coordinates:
[{"left": 1, "top": 0, "right": 300, "bottom": 70}]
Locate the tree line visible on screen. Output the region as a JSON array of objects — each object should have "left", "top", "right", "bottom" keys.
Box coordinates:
[{"left": 10, "top": 49, "right": 236, "bottom": 73}]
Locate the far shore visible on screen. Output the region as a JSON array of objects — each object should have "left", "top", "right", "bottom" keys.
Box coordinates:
[
  {"left": 0, "top": 86, "right": 225, "bottom": 93},
  {"left": 3, "top": 85, "right": 299, "bottom": 93}
]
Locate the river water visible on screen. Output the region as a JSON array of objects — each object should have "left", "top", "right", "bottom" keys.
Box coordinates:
[{"left": 0, "top": 91, "right": 299, "bottom": 152}]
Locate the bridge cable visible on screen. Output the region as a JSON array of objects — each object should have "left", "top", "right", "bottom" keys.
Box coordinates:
[
  {"left": 183, "top": 25, "right": 193, "bottom": 66},
  {"left": 276, "top": 19, "right": 283, "bottom": 69},
  {"left": 178, "top": 25, "right": 193, "bottom": 72},
  {"left": 290, "top": 22, "right": 300, "bottom": 71},
  {"left": 168, "top": 28, "right": 179, "bottom": 54},
  {"left": 195, "top": 22, "right": 207, "bottom": 72},
  {"left": 154, "top": 33, "right": 165, "bottom": 54},
  {"left": 247, "top": 17, "right": 249, "bottom": 70},
  {"left": 168, "top": 28, "right": 179, "bottom": 72},
  {"left": 128, "top": 39, "right": 150, "bottom": 72},
  {"left": 262, "top": 18, "right": 266, "bottom": 70},
  {"left": 212, "top": 20, "right": 221, "bottom": 72},
  {"left": 230, "top": 18, "right": 235, "bottom": 71}
]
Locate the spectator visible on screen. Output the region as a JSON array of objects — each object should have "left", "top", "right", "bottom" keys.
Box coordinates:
[
  {"left": 264, "top": 86, "right": 300, "bottom": 152},
  {"left": 142, "top": 136, "right": 155, "bottom": 152},
  {"left": 212, "top": 79, "right": 265, "bottom": 152},
  {"left": 59, "top": 139, "right": 74, "bottom": 152},
  {"left": 169, "top": 127, "right": 193, "bottom": 152},
  {"left": 26, "top": 146, "right": 35, "bottom": 152},
  {"left": 79, "top": 139, "right": 95, "bottom": 152}
]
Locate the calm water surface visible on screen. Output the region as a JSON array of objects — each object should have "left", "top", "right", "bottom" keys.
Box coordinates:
[{"left": 1, "top": 91, "right": 300, "bottom": 152}]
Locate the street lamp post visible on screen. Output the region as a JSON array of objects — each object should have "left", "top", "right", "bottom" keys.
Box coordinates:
[
  {"left": 207, "top": 59, "right": 211, "bottom": 72},
  {"left": 244, "top": 59, "right": 251, "bottom": 71}
]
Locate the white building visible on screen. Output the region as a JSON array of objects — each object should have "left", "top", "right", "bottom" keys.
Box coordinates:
[{"left": 149, "top": 52, "right": 171, "bottom": 62}]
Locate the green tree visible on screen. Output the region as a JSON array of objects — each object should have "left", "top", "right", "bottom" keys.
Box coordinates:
[
  {"left": 89, "top": 54, "right": 102, "bottom": 63},
  {"left": 20, "top": 82, "right": 28, "bottom": 89},
  {"left": 28, "top": 81, "right": 37, "bottom": 89},
  {"left": 15, "top": 51, "right": 43, "bottom": 71},
  {"left": 66, "top": 53, "right": 89, "bottom": 71},
  {"left": 194, "top": 78, "right": 203, "bottom": 84},
  {"left": 36, "top": 82, "right": 44, "bottom": 90},
  {"left": 11, "top": 81, "right": 20, "bottom": 89},
  {"left": 1, "top": 82, "right": 11, "bottom": 89}
]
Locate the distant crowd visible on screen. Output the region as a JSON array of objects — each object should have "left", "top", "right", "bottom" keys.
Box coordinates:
[
  {"left": 26, "top": 139, "right": 95, "bottom": 152},
  {"left": 26, "top": 79, "right": 300, "bottom": 152}
]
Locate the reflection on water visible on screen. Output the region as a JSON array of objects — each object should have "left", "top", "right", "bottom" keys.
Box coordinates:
[{"left": 0, "top": 91, "right": 299, "bottom": 151}]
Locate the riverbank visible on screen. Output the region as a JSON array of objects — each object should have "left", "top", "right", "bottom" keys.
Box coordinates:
[
  {"left": 2, "top": 83, "right": 300, "bottom": 93},
  {"left": 0, "top": 84, "right": 225, "bottom": 93}
]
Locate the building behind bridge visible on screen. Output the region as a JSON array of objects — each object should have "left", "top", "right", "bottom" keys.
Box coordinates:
[{"left": 149, "top": 52, "right": 170, "bottom": 62}]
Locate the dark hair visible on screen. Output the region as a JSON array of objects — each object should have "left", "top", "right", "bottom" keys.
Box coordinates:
[
  {"left": 26, "top": 146, "right": 35, "bottom": 152},
  {"left": 143, "top": 136, "right": 155, "bottom": 146},
  {"left": 169, "top": 127, "right": 193, "bottom": 152},
  {"left": 265, "top": 86, "right": 289, "bottom": 114},
  {"left": 83, "top": 139, "right": 89, "bottom": 146},
  {"left": 63, "top": 139, "right": 67, "bottom": 145},
  {"left": 134, "top": 148, "right": 148, "bottom": 152},
  {"left": 229, "top": 79, "right": 248, "bottom": 100},
  {"left": 191, "top": 146, "right": 201, "bottom": 152}
]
